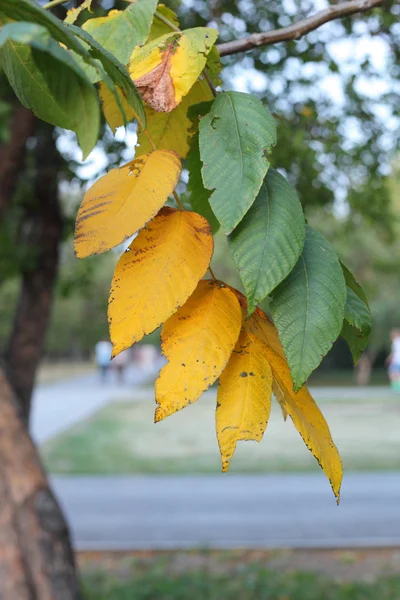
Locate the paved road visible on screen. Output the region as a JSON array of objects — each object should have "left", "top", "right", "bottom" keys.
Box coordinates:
[
  {"left": 30, "top": 364, "right": 161, "bottom": 444},
  {"left": 52, "top": 472, "right": 400, "bottom": 550}
]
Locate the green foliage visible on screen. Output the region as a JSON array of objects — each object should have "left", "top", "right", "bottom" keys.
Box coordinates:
[
  {"left": 183, "top": 1, "right": 399, "bottom": 233},
  {"left": 199, "top": 91, "right": 276, "bottom": 233},
  {"left": 66, "top": 22, "right": 145, "bottom": 126},
  {"left": 82, "top": 0, "right": 157, "bottom": 66},
  {"left": 271, "top": 226, "right": 346, "bottom": 390},
  {"left": 0, "top": 19, "right": 99, "bottom": 158},
  {"left": 341, "top": 264, "right": 372, "bottom": 363},
  {"left": 228, "top": 168, "right": 305, "bottom": 314},
  {"left": 0, "top": 0, "right": 145, "bottom": 156},
  {"left": 186, "top": 132, "right": 220, "bottom": 234}
]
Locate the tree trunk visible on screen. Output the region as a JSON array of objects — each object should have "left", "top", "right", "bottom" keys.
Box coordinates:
[
  {"left": 5, "top": 124, "right": 63, "bottom": 424},
  {"left": 355, "top": 351, "right": 375, "bottom": 386},
  {"left": 0, "top": 105, "right": 36, "bottom": 219},
  {"left": 0, "top": 114, "right": 82, "bottom": 597},
  {"left": 0, "top": 368, "right": 82, "bottom": 599}
]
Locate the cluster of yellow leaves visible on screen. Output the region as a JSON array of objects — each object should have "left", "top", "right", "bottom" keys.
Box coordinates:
[
  {"left": 75, "top": 177, "right": 342, "bottom": 504},
  {"left": 96, "top": 5, "right": 217, "bottom": 157},
  {"left": 74, "top": 9, "right": 342, "bottom": 502}
]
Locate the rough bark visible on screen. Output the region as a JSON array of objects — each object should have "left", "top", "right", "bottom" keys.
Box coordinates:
[
  {"left": 0, "top": 368, "right": 82, "bottom": 600},
  {"left": 0, "top": 112, "right": 81, "bottom": 597},
  {"left": 4, "top": 124, "right": 63, "bottom": 424},
  {"left": 355, "top": 351, "right": 376, "bottom": 386}
]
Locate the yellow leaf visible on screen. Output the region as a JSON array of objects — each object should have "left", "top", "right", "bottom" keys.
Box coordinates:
[
  {"left": 247, "top": 310, "right": 343, "bottom": 502},
  {"left": 109, "top": 208, "right": 214, "bottom": 356},
  {"left": 129, "top": 27, "right": 218, "bottom": 112},
  {"left": 229, "top": 294, "right": 288, "bottom": 420},
  {"left": 136, "top": 78, "right": 213, "bottom": 159},
  {"left": 99, "top": 83, "right": 137, "bottom": 133},
  {"left": 74, "top": 150, "right": 181, "bottom": 258},
  {"left": 64, "top": 0, "right": 92, "bottom": 24},
  {"left": 245, "top": 307, "right": 286, "bottom": 360},
  {"left": 216, "top": 328, "right": 273, "bottom": 472},
  {"left": 155, "top": 280, "right": 242, "bottom": 422}
]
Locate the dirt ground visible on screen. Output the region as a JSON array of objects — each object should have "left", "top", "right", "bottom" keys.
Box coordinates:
[{"left": 78, "top": 548, "right": 400, "bottom": 583}]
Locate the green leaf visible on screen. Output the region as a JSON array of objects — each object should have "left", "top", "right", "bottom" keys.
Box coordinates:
[
  {"left": 66, "top": 23, "right": 145, "bottom": 128},
  {"left": 64, "top": 0, "right": 92, "bottom": 25},
  {"left": 199, "top": 91, "right": 276, "bottom": 234},
  {"left": 186, "top": 133, "right": 220, "bottom": 234},
  {"left": 0, "top": 0, "right": 145, "bottom": 127},
  {"left": 205, "top": 45, "right": 222, "bottom": 87},
  {"left": 341, "top": 262, "right": 369, "bottom": 307},
  {"left": 271, "top": 225, "right": 346, "bottom": 390},
  {"left": 344, "top": 287, "right": 372, "bottom": 332},
  {"left": 0, "top": 19, "right": 99, "bottom": 159},
  {"left": 82, "top": 0, "right": 157, "bottom": 66},
  {"left": 229, "top": 168, "right": 305, "bottom": 314},
  {"left": 0, "top": 0, "right": 89, "bottom": 54},
  {"left": 340, "top": 263, "right": 372, "bottom": 363},
  {"left": 148, "top": 5, "right": 179, "bottom": 41},
  {"left": 341, "top": 320, "right": 369, "bottom": 364}
]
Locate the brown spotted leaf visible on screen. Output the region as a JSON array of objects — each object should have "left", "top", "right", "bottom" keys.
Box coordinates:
[
  {"left": 155, "top": 280, "right": 242, "bottom": 421},
  {"left": 129, "top": 27, "right": 218, "bottom": 112},
  {"left": 74, "top": 150, "right": 181, "bottom": 257},
  {"left": 109, "top": 208, "right": 213, "bottom": 356},
  {"left": 216, "top": 327, "right": 273, "bottom": 472}
]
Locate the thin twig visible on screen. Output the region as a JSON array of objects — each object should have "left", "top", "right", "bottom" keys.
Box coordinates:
[
  {"left": 216, "top": 0, "right": 385, "bottom": 56},
  {"left": 172, "top": 190, "right": 184, "bottom": 210},
  {"left": 208, "top": 266, "right": 217, "bottom": 281},
  {"left": 154, "top": 10, "right": 180, "bottom": 33},
  {"left": 143, "top": 129, "right": 156, "bottom": 152},
  {"left": 203, "top": 68, "right": 217, "bottom": 98},
  {"left": 43, "top": 0, "right": 67, "bottom": 9}
]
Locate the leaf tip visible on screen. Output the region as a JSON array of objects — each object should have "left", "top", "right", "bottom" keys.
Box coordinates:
[{"left": 221, "top": 461, "right": 229, "bottom": 473}]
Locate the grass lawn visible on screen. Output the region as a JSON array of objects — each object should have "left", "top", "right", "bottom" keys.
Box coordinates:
[
  {"left": 42, "top": 390, "right": 400, "bottom": 474},
  {"left": 37, "top": 361, "right": 94, "bottom": 384},
  {"left": 80, "top": 550, "right": 400, "bottom": 600}
]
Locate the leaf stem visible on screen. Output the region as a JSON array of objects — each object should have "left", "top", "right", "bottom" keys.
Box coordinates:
[
  {"left": 208, "top": 266, "right": 217, "bottom": 281},
  {"left": 173, "top": 190, "right": 184, "bottom": 211},
  {"left": 143, "top": 129, "right": 157, "bottom": 152},
  {"left": 43, "top": 0, "right": 67, "bottom": 9},
  {"left": 203, "top": 68, "right": 217, "bottom": 98},
  {"left": 154, "top": 10, "right": 180, "bottom": 33}
]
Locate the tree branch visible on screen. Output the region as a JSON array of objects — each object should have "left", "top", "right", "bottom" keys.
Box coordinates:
[{"left": 216, "top": 0, "right": 385, "bottom": 57}]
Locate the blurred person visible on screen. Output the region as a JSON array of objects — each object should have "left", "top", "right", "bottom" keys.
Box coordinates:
[
  {"left": 95, "top": 338, "right": 112, "bottom": 381},
  {"left": 137, "top": 343, "right": 158, "bottom": 372},
  {"left": 387, "top": 329, "right": 400, "bottom": 391},
  {"left": 113, "top": 348, "right": 130, "bottom": 384}
]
